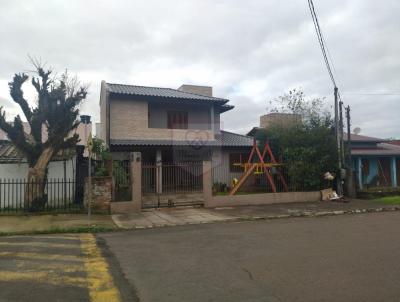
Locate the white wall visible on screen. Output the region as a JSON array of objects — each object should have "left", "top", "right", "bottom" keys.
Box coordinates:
[
  {"left": 0, "top": 158, "right": 75, "bottom": 180},
  {"left": 0, "top": 158, "right": 76, "bottom": 209}
]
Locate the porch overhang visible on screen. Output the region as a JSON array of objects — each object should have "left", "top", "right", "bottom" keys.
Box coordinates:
[
  {"left": 110, "top": 139, "right": 221, "bottom": 147},
  {"left": 110, "top": 130, "right": 254, "bottom": 149}
]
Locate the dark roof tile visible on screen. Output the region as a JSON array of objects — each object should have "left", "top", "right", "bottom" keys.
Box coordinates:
[
  {"left": 106, "top": 83, "right": 229, "bottom": 103},
  {"left": 0, "top": 140, "right": 76, "bottom": 163},
  {"left": 110, "top": 130, "right": 253, "bottom": 147},
  {"left": 344, "top": 133, "right": 385, "bottom": 143}
]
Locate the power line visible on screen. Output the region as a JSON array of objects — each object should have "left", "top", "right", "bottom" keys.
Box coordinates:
[
  {"left": 342, "top": 92, "right": 400, "bottom": 96},
  {"left": 307, "top": 0, "right": 337, "bottom": 87},
  {"left": 308, "top": 0, "right": 345, "bottom": 196}
]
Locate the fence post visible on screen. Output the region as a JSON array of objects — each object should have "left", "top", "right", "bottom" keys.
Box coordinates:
[
  {"left": 130, "top": 152, "right": 142, "bottom": 212},
  {"left": 203, "top": 161, "right": 212, "bottom": 207}
]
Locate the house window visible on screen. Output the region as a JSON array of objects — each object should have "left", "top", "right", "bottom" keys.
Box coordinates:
[
  {"left": 229, "top": 153, "right": 248, "bottom": 173},
  {"left": 167, "top": 111, "right": 188, "bottom": 129}
]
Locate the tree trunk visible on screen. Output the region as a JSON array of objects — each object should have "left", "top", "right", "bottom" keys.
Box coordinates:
[{"left": 25, "top": 147, "right": 54, "bottom": 211}]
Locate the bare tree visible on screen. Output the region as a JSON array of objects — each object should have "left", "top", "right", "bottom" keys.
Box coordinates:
[{"left": 0, "top": 64, "right": 87, "bottom": 210}]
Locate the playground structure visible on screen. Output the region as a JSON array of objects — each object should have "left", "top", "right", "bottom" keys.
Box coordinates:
[{"left": 229, "top": 139, "right": 289, "bottom": 195}]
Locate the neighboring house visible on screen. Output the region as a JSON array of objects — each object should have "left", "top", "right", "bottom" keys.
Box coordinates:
[
  {"left": 346, "top": 134, "right": 400, "bottom": 190},
  {"left": 0, "top": 141, "right": 77, "bottom": 180},
  {"left": 98, "top": 81, "right": 253, "bottom": 190},
  {"left": 247, "top": 113, "right": 400, "bottom": 191},
  {"left": 0, "top": 116, "right": 92, "bottom": 180}
]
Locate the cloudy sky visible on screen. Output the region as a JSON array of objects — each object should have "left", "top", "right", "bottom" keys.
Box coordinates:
[{"left": 0, "top": 0, "right": 399, "bottom": 138}]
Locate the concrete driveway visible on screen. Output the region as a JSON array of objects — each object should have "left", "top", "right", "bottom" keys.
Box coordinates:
[{"left": 100, "top": 211, "right": 400, "bottom": 302}]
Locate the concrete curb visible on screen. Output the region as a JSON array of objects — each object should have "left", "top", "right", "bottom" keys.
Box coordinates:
[
  {"left": 237, "top": 206, "right": 400, "bottom": 222},
  {"left": 117, "top": 206, "right": 400, "bottom": 230}
]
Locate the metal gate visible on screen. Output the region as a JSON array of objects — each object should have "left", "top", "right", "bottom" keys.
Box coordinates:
[
  {"left": 113, "top": 160, "right": 132, "bottom": 201},
  {"left": 141, "top": 162, "right": 204, "bottom": 208}
]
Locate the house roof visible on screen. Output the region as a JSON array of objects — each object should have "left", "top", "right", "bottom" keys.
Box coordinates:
[
  {"left": 105, "top": 83, "right": 229, "bottom": 104},
  {"left": 388, "top": 140, "right": 400, "bottom": 146},
  {"left": 351, "top": 143, "right": 400, "bottom": 156},
  {"left": 217, "top": 131, "right": 254, "bottom": 147},
  {"left": 0, "top": 140, "right": 76, "bottom": 163},
  {"left": 246, "top": 127, "right": 263, "bottom": 137},
  {"left": 344, "top": 133, "right": 384, "bottom": 143},
  {"left": 110, "top": 130, "right": 253, "bottom": 148},
  {"left": 0, "top": 141, "right": 20, "bottom": 162}
]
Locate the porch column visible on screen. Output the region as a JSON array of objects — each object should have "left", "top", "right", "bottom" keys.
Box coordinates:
[
  {"left": 203, "top": 161, "right": 213, "bottom": 207},
  {"left": 390, "top": 156, "right": 397, "bottom": 188},
  {"left": 130, "top": 152, "right": 142, "bottom": 212},
  {"left": 357, "top": 157, "right": 363, "bottom": 190},
  {"left": 156, "top": 150, "right": 162, "bottom": 194}
]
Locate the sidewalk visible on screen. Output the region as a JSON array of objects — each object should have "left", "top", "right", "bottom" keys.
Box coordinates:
[
  {"left": 0, "top": 214, "right": 117, "bottom": 235},
  {"left": 112, "top": 199, "right": 400, "bottom": 229}
]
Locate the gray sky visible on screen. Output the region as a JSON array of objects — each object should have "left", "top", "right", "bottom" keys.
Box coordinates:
[{"left": 0, "top": 0, "right": 399, "bottom": 138}]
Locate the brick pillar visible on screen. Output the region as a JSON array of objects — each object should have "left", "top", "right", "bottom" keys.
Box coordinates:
[
  {"left": 130, "top": 152, "right": 142, "bottom": 212},
  {"left": 203, "top": 161, "right": 212, "bottom": 207}
]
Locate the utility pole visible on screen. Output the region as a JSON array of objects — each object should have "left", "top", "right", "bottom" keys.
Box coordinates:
[
  {"left": 345, "top": 106, "right": 356, "bottom": 197},
  {"left": 334, "top": 87, "right": 343, "bottom": 196},
  {"left": 339, "top": 100, "right": 345, "bottom": 168},
  {"left": 345, "top": 106, "right": 352, "bottom": 167}
]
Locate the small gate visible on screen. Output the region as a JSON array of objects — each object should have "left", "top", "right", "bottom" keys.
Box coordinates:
[
  {"left": 113, "top": 160, "right": 132, "bottom": 201},
  {"left": 142, "top": 162, "right": 204, "bottom": 208}
]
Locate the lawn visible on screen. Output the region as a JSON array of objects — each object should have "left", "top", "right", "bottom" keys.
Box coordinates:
[{"left": 374, "top": 195, "right": 400, "bottom": 205}]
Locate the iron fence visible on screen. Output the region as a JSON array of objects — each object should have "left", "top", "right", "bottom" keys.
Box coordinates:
[
  {"left": 142, "top": 162, "right": 203, "bottom": 194},
  {"left": 211, "top": 164, "right": 324, "bottom": 195},
  {"left": 0, "top": 178, "right": 84, "bottom": 213},
  {"left": 162, "top": 162, "right": 203, "bottom": 193}
]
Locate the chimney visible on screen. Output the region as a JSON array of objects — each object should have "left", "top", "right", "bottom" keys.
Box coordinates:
[{"left": 178, "top": 84, "right": 213, "bottom": 97}]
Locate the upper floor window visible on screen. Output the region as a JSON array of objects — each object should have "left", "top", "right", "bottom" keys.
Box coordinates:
[{"left": 167, "top": 111, "right": 188, "bottom": 129}]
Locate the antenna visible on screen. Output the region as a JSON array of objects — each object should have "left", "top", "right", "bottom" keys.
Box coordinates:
[{"left": 353, "top": 127, "right": 361, "bottom": 135}]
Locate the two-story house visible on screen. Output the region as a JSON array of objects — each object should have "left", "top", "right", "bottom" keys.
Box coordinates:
[{"left": 99, "top": 81, "right": 253, "bottom": 203}]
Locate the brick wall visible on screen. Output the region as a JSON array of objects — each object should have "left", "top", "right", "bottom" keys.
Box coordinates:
[
  {"left": 109, "top": 98, "right": 214, "bottom": 141},
  {"left": 84, "top": 176, "right": 112, "bottom": 214}
]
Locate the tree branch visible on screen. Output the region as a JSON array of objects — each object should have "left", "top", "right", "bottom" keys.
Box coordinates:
[
  {"left": 0, "top": 108, "right": 34, "bottom": 156},
  {"left": 59, "top": 134, "right": 80, "bottom": 150},
  {"left": 8, "top": 73, "right": 33, "bottom": 121}
]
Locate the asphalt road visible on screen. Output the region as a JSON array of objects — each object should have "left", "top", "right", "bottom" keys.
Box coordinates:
[
  {"left": 0, "top": 233, "right": 135, "bottom": 302},
  {"left": 100, "top": 212, "right": 400, "bottom": 302}
]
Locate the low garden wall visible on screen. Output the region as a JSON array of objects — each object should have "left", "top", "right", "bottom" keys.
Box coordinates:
[{"left": 205, "top": 191, "right": 321, "bottom": 208}]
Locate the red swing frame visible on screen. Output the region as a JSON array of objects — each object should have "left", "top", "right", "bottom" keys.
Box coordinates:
[{"left": 229, "top": 139, "right": 288, "bottom": 195}]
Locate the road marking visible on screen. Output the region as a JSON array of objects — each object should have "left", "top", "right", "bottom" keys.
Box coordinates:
[
  {"left": 0, "top": 270, "right": 86, "bottom": 287},
  {"left": 15, "top": 260, "right": 84, "bottom": 272},
  {"left": 0, "top": 241, "right": 81, "bottom": 249},
  {"left": 0, "top": 251, "right": 82, "bottom": 262},
  {"left": 5, "top": 235, "right": 79, "bottom": 240},
  {"left": 80, "top": 234, "right": 121, "bottom": 302}
]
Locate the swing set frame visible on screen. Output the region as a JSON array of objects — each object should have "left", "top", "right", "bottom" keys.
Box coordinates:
[{"left": 229, "top": 139, "right": 288, "bottom": 195}]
